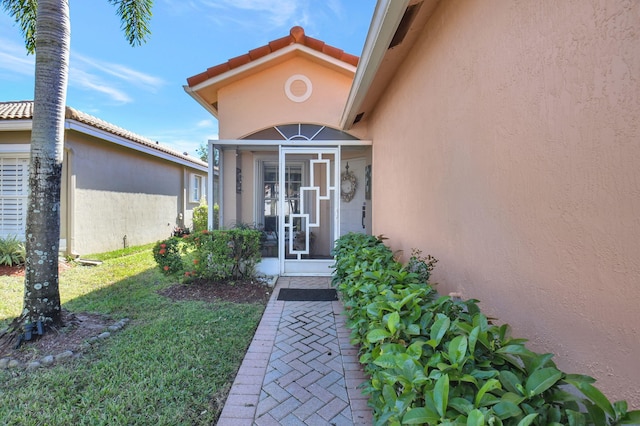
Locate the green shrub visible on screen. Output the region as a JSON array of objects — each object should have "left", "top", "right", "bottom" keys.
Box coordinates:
[
  {"left": 0, "top": 235, "right": 26, "bottom": 266},
  {"left": 153, "top": 228, "right": 261, "bottom": 282},
  {"left": 331, "top": 233, "right": 640, "bottom": 426},
  {"left": 212, "top": 203, "right": 220, "bottom": 230},
  {"left": 192, "top": 199, "right": 208, "bottom": 232},
  {"left": 152, "top": 237, "right": 184, "bottom": 275}
]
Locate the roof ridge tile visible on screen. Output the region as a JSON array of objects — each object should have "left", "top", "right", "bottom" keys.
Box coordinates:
[{"left": 186, "top": 26, "right": 359, "bottom": 87}]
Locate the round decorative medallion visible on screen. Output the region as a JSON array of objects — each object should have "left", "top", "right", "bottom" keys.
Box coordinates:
[
  {"left": 341, "top": 164, "right": 357, "bottom": 203},
  {"left": 284, "top": 74, "right": 313, "bottom": 103}
]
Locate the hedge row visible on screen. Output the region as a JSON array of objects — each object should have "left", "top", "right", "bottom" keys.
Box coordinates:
[{"left": 331, "top": 233, "right": 638, "bottom": 426}]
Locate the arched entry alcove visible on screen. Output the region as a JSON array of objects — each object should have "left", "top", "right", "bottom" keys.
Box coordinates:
[{"left": 210, "top": 124, "right": 371, "bottom": 276}]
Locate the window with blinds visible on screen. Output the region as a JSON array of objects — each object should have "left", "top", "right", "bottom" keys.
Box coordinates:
[{"left": 0, "top": 155, "right": 29, "bottom": 240}]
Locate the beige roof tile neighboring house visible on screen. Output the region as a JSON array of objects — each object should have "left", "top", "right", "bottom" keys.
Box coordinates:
[
  {"left": 0, "top": 100, "right": 206, "bottom": 169},
  {"left": 0, "top": 100, "right": 208, "bottom": 255}
]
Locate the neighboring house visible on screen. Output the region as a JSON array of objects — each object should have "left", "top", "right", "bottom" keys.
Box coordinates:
[
  {"left": 0, "top": 100, "right": 208, "bottom": 255},
  {"left": 185, "top": 0, "right": 639, "bottom": 407}
]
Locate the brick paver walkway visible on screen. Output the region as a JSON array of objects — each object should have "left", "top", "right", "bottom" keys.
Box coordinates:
[{"left": 217, "top": 276, "right": 373, "bottom": 425}]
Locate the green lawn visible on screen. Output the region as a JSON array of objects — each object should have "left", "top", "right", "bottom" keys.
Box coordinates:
[{"left": 0, "top": 246, "right": 266, "bottom": 425}]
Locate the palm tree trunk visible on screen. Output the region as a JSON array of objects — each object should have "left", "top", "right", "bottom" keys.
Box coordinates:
[{"left": 22, "top": 0, "right": 70, "bottom": 327}]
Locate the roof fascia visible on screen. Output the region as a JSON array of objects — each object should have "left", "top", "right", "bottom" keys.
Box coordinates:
[
  {"left": 189, "top": 44, "right": 357, "bottom": 93},
  {"left": 340, "top": 0, "right": 409, "bottom": 130},
  {"left": 183, "top": 86, "right": 219, "bottom": 118},
  {"left": 0, "top": 120, "right": 32, "bottom": 131},
  {"left": 65, "top": 120, "right": 208, "bottom": 173}
]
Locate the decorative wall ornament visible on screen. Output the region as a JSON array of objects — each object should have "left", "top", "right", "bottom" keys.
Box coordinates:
[
  {"left": 284, "top": 74, "right": 313, "bottom": 103},
  {"left": 341, "top": 162, "right": 357, "bottom": 202}
]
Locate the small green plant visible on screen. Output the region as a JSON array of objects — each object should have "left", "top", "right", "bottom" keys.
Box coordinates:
[
  {"left": 0, "top": 235, "right": 26, "bottom": 266},
  {"left": 212, "top": 203, "right": 220, "bottom": 230},
  {"left": 406, "top": 248, "right": 438, "bottom": 284},
  {"left": 152, "top": 237, "right": 184, "bottom": 275},
  {"left": 192, "top": 198, "right": 208, "bottom": 232}
]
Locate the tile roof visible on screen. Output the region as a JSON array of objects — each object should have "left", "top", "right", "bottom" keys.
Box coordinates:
[
  {"left": 186, "top": 26, "right": 359, "bottom": 87},
  {"left": 0, "top": 101, "right": 207, "bottom": 168}
]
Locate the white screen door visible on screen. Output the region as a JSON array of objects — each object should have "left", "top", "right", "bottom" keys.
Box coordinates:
[{"left": 279, "top": 147, "right": 339, "bottom": 275}]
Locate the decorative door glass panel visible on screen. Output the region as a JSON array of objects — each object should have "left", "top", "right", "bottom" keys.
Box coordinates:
[{"left": 282, "top": 151, "right": 335, "bottom": 260}]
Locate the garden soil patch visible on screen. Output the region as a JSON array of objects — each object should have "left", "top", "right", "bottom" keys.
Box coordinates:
[{"left": 158, "top": 279, "right": 273, "bottom": 305}]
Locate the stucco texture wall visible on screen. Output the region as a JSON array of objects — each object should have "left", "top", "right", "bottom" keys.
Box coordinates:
[
  {"left": 218, "top": 56, "right": 354, "bottom": 139},
  {"left": 67, "top": 133, "right": 194, "bottom": 255},
  {"left": 369, "top": 0, "right": 640, "bottom": 406}
]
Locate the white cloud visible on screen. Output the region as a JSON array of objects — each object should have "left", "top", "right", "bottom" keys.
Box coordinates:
[
  {"left": 196, "top": 119, "right": 214, "bottom": 128},
  {"left": 0, "top": 38, "right": 34, "bottom": 76},
  {"left": 326, "top": 0, "right": 345, "bottom": 19},
  {"left": 146, "top": 122, "right": 219, "bottom": 157},
  {"left": 188, "top": 0, "right": 302, "bottom": 29},
  {"left": 73, "top": 54, "right": 165, "bottom": 92},
  {"left": 159, "top": 0, "right": 350, "bottom": 37},
  {"left": 70, "top": 68, "right": 133, "bottom": 104}
]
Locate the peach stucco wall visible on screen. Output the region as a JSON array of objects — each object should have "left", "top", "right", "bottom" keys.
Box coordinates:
[
  {"left": 217, "top": 56, "right": 354, "bottom": 139},
  {"left": 216, "top": 54, "right": 355, "bottom": 226},
  {"left": 366, "top": 0, "right": 639, "bottom": 406}
]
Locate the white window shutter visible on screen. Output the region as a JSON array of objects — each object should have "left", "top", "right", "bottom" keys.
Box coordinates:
[{"left": 0, "top": 156, "right": 29, "bottom": 239}]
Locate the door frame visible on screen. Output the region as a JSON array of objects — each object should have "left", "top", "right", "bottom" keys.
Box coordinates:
[{"left": 279, "top": 146, "right": 340, "bottom": 276}]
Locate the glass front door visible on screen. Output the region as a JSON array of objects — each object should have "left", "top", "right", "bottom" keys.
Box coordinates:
[{"left": 280, "top": 147, "right": 339, "bottom": 275}]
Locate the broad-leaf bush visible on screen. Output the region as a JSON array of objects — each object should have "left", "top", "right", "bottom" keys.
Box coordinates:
[
  {"left": 332, "top": 233, "right": 640, "bottom": 426},
  {"left": 153, "top": 228, "right": 261, "bottom": 281}
]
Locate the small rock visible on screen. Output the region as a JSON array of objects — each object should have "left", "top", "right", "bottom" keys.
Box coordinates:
[
  {"left": 55, "top": 350, "right": 74, "bottom": 361},
  {"left": 8, "top": 359, "right": 20, "bottom": 369},
  {"left": 26, "top": 361, "right": 41, "bottom": 370},
  {"left": 0, "top": 358, "right": 8, "bottom": 369},
  {"left": 87, "top": 336, "right": 99, "bottom": 344},
  {"left": 97, "top": 332, "right": 111, "bottom": 339},
  {"left": 108, "top": 325, "right": 120, "bottom": 331},
  {"left": 41, "top": 355, "right": 54, "bottom": 365}
]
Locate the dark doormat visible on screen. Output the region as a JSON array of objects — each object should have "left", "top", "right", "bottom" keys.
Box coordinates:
[{"left": 277, "top": 288, "right": 338, "bottom": 302}]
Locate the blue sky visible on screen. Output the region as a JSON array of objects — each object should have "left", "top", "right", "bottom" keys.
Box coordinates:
[{"left": 0, "top": 0, "right": 376, "bottom": 158}]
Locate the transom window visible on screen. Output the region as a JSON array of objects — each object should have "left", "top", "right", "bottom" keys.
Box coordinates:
[{"left": 244, "top": 124, "right": 358, "bottom": 141}]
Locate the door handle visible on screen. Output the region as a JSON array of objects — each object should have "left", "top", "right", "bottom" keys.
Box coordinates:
[{"left": 362, "top": 204, "right": 366, "bottom": 229}]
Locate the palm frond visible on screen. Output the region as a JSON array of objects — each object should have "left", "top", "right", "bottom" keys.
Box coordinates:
[
  {"left": 108, "top": 0, "right": 153, "bottom": 46},
  {"left": 1, "top": 0, "right": 38, "bottom": 53}
]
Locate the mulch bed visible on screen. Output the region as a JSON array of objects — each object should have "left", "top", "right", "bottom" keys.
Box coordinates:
[
  {"left": 0, "top": 262, "right": 72, "bottom": 278},
  {"left": 158, "top": 279, "right": 273, "bottom": 305},
  {"left": 0, "top": 264, "right": 25, "bottom": 277}
]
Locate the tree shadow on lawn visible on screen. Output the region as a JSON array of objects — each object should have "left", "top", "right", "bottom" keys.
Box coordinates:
[
  {"left": 0, "top": 262, "right": 271, "bottom": 365},
  {"left": 0, "top": 261, "right": 271, "bottom": 423}
]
